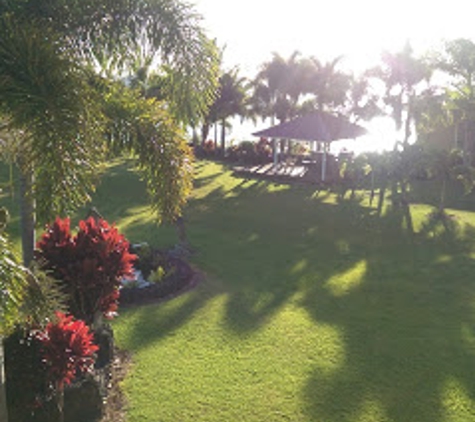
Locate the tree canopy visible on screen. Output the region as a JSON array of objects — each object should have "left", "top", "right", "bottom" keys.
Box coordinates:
[{"left": 0, "top": 0, "right": 219, "bottom": 230}]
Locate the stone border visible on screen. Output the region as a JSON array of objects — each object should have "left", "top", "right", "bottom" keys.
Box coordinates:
[{"left": 119, "top": 257, "right": 203, "bottom": 308}]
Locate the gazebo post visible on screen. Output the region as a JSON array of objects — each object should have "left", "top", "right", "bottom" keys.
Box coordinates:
[
  {"left": 321, "top": 142, "right": 328, "bottom": 182},
  {"left": 273, "top": 138, "right": 278, "bottom": 165}
]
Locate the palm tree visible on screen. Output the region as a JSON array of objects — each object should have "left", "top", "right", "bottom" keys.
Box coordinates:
[
  {"left": 436, "top": 38, "right": 475, "bottom": 164},
  {"left": 203, "top": 68, "right": 248, "bottom": 152},
  {"left": 370, "top": 43, "right": 432, "bottom": 234},
  {"left": 307, "top": 56, "right": 352, "bottom": 113},
  {"left": 344, "top": 75, "right": 382, "bottom": 123},
  {"left": 373, "top": 42, "right": 431, "bottom": 146},
  {"left": 0, "top": 0, "right": 219, "bottom": 264},
  {"left": 0, "top": 209, "right": 28, "bottom": 422},
  {"left": 0, "top": 5, "right": 218, "bottom": 417},
  {"left": 251, "top": 52, "right": 307, "bottom": 124}
]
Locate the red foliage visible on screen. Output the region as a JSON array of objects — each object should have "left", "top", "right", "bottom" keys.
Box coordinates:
[
  {"left": 203, "top": 139, "right": 215, "bottom": 152},
  {"left": 36, "top": 312, "right": 99, "bottom": 389},
  {"left": 36, "top": 217, "right": 136, "bottom": 322},
  {"left": 255, "top": 137, "right": 272, "bottom": 161}
]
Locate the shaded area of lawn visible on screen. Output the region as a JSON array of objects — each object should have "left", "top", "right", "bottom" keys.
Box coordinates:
[
  {"left": 302, "top": 227, "right": 475, "bottom": 422},
  {"left": 110, "top": 160, "right": 475, "bottom": 422},
  {"left": 2, "top": 158, "right": 475, "bottom": 421}
]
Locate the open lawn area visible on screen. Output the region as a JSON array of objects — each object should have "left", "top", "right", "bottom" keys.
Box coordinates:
[{"left": 4, "top": 159, "right": 475, "bottom": 422}]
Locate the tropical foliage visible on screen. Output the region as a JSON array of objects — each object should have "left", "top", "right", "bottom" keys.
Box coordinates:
[
  {"left": 35, "top": 312, "right": 98, "bottom": 389},
  {"left": 0, "top": 0, "right": 219, "bottom": 263},
  {"left": 202, "top": 68, "right": 249, "bottom": 150},
  {"left": 0, "top": 209, "right": 26, "bottom": 336},
  {"left": 248, "top": 52, "right": 379, "bottom": 125},
  {"left": 36, "top": 217, "right": 136, "bottom": 324}
]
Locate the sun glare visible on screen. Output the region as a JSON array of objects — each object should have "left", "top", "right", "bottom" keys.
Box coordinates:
[
  {"left": 194, "top": 0, "right": 475, "bottom": 152},
  {"left": 196, "top": 0, "right": 473, "bottom": 75}
]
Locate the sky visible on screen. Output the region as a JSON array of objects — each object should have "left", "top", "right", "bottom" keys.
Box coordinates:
[{"left": 192, "top": 0, "right": 475, "bottom": 153}]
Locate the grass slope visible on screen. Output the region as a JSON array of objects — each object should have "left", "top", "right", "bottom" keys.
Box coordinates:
[
  {"left": 108, "top": 160, "right": 475, "bottom": 422},
  {"left": 3, "top": 159, "right": 475, "bottom": 421}
]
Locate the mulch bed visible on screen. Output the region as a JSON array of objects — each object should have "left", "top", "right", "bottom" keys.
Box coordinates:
[
  {"left": 100, "top": 349, "right": 131, "bottom": 422},
  {"left": 119, "top": 257, "right": 204, "bottom": 308}
]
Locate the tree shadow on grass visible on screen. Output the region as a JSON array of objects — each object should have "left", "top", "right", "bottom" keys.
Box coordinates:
[
  {"left": 109, "top": 159, "right": 475, "bottom": 422},
  {"left": 117, "top": 285, "right": 212, "bottom": 351},
  {"left": 301, "top": 222, "right": 475, "bottom": 422},
  {"left": 185, "top": 178, "right": 378, "bottom": 335}
]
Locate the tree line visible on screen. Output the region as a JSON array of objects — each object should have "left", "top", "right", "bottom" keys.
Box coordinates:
[{"left": 203, "top": 40, "right": 475, "bottom": 158}]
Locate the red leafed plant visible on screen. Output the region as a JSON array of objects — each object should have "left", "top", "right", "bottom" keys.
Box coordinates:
[
  {"left": 35, "top": 217, "right": 136, "bottom": 324},
  {"left": 36, "top": 311, "right": 99, "bottom": 389}
]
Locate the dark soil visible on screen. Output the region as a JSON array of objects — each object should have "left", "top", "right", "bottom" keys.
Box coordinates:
[{"left": 100, "top": 349, "right": 132, "bottom": 422}]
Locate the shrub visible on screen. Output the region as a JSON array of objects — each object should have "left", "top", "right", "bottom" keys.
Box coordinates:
[
  {"left": 148, "top": 266, "right": 166, "bottom": 283},
  {"left": 227, "top": 141, "right": 256, "bottom": 164},
  {"left": 35, "top": 312, "right": 98, "bottom": 389},
  {"left": 289, "top": 141, "right": 308, "bottom": 156},
  {"left": 195, "top": 139, "right": 217, "bottom": 158},
  {"left": 35, "top": 217, "right": 136, "bottom": 324},
  {"left": 227, "top": 139, "right": 273, "bottom": 165},
  {"left": 255, "top": 137, "right": 273, "bottom": 162}
]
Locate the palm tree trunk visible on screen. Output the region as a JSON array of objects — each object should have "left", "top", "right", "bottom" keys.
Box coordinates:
[
  {"left": 191, "top": 127, "right": 199, "bottom": 147},
  {"left": 201, "top": 122, "right": 210, "bottom": 144},
  {"left": 400, "top": 180, "right": 414, "bottom": 235},
  {"left": 403, "top": 105, "right": 412, "bottom": 147},
  {"left": 377, "top": 174, "right": 387, "bottom": 216},
  {"left": 439, "top": 176, "right": 447, "bottom": 214},
  {"left": 220, "top": 118, "right": 226, "bottom": 154},
  {"left": 438, "top": 176, "right": 452, "bottom": 231},
  {"left": 19, "top": 167, "right": 35, "bottom": 266},
  {"left": 0, "top": 338, "right": 8, "bottom": 422}
]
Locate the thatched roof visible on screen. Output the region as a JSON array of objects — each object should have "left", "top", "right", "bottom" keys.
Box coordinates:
[{"left": 253, "top": 111, "right": 367, "bottom": 142}]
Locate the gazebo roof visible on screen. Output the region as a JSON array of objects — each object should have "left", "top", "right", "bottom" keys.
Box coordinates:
[{"left": 253, "top": 111, "right": 367, "bottom": 142}]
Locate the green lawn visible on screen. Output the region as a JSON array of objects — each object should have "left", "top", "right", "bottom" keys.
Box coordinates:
[{"left": 4, "top": 159, "right": 475, "bottom": 421}]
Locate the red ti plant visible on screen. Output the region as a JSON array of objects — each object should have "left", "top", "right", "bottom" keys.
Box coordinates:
[
  {"left": 36, "top": 312, "right": 99, "bottom": 389},
  {"left": 35, "top": 312, "right": 99, "bottom": 421},
  {"left": 35, "top": 217, "right": 136, "bottom": 324}
]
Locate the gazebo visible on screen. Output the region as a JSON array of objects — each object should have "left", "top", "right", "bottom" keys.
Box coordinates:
[{"left": 253, "top": 111, "right": 367, "bottom": 181}]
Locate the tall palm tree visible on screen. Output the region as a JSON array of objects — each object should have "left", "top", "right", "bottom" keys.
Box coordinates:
[
  {"left": 0, "top": 5, "right": 218, "bottom": 418},
  {"left": 203, "top": 68, "right": 248, "bottom": 152},
  {"left": 370, "top": 43, "right": 431, "bottom": 234},
  {"left": 436, "top": 38, "right": 475, "bottom": 163},
  {"left": 373, "top": 42, "right": 431, "bottom": 146},
  {"left": 0, "top": 0, "right": 219, "bottom": 264},
  {"left": 307, "top": 56, "right": 352, "bottom": 112},
  {"left": 343, "top": 75, "right": 382, "bottom": 123},
  {"left": 251, "top": 52, "right": 307, "bottom": 124}
]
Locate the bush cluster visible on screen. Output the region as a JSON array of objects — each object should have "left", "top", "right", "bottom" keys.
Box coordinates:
[
  {"left": 6, "top": 216, "right": 136, "bottom": 422},
  {"left": 226, "top": 138, "right": 273, "bottom": 165},
  {"left": 35, "top": 217, "right": 136, "bottom": 324}
]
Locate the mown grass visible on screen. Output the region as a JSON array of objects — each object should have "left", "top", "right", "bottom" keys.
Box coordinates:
[{"left": 3, "top": 159, "right": 475, "bottom": 421}]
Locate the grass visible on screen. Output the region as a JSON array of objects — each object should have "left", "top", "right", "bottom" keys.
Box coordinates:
[{"left": 3, "top": 159, "right": 475, "bottom": 421}]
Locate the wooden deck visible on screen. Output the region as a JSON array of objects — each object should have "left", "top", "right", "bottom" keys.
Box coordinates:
[{"left": 233, "top": 162, "right": 328, "bottom": 185}]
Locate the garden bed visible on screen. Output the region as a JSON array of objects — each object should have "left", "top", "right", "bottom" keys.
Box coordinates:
[{"left": 119, "top": 244, "right": 201, "bottom": 308}]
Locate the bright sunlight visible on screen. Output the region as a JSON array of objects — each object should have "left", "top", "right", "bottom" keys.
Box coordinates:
[{"left": 194, "top": 0, "right": 475, "bottom": 152}]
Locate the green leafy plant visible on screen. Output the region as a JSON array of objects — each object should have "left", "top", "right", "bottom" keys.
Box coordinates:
[
  {"left": 0, "top": 208, "right": 26, "bottom": 336},
  {"left": 148, "top": 266, "right": 166, "bottom": 284}
]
